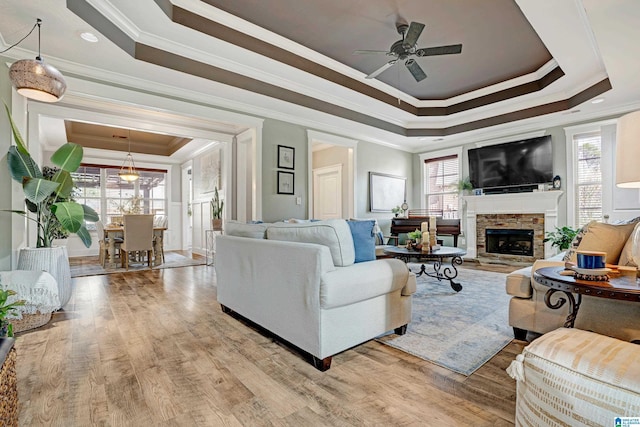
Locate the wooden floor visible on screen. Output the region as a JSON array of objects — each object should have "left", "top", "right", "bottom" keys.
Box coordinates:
[{"left": 14, "top": 257, "right": 525, "bottom": 426}]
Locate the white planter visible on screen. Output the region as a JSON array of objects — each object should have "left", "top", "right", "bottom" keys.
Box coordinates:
[{"left": 17, "top": 246, "right": 72, "bottom": 309}]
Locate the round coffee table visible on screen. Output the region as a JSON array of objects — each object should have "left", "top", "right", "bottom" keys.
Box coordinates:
[
  {"left": 534, "top": 266, "right": 640, "bottom": 328},
  {"left": 383, "top": 246, "right": 466, "bottom": 292}
]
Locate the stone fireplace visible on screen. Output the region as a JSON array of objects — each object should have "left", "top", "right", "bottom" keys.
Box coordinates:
[
  {"left": 477, "top": 214, "right": 544, "bottom": 262},
  {"left": 462, "top": 191, "right": 563, "bottom": 262},
  {"left": 485, "top": 228, "right": 535, "bottom": 256}
]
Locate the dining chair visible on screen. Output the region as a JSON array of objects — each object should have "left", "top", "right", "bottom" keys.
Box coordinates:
[
  {"left": 96, "top": 220, "right": 123, "bottom": 267},
  {"left": 153, "top": 215, "right": 168, "bottom": 264},
  {"left": 120, "top": 214, "right": 154, "bottom": 270}
]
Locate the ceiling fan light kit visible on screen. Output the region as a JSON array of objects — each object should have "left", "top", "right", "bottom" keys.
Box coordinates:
[
  {"left": 355, "top": 21, "right": 462, "bottom": 82},
  {"left": 6, "top": 19, "right": 67, "bottom": 102}
]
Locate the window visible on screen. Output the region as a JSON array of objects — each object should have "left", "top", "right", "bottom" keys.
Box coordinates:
[
  {"left": 73, "top": 165, "right": 168, "bottom": 226},
  {"left": 424, "top": 155, "right": 460, "bottom": 219},
  {"left": 574, "top": 131, "right": 602, "bottom": 227}
]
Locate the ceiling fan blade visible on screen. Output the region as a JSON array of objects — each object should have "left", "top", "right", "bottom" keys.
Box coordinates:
[
  {"left": 405, "top": 59, "right": 427, "bottom": 82},
  {"left": 403, "top": 22, "right": 425, "bottom": 48},
  {"left": 366, "top": 60, "right": 397, "bottom": 79},
  {"left": 353, "top": 49, "right": 390, "bottom": 55},
  {"left": 416, "top": 44, "right": 463, "bottom": 57}
]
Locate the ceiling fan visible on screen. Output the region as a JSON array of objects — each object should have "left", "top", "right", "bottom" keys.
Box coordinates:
[{"left": 353, "top": 21, "right": 462, "bottom": 82}]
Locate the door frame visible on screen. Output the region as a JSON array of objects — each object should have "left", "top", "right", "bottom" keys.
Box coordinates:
[{"left": 307, "top": 130, "right": 358, "bottom": 219}]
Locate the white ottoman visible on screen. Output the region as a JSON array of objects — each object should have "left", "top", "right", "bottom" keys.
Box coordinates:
[{"left": 508, "top": 328, "right": 640, "bottom": 426}]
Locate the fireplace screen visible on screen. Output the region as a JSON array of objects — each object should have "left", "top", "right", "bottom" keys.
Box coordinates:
[{"left": 485, "top": 229, "right": 534, "bottom": 256}]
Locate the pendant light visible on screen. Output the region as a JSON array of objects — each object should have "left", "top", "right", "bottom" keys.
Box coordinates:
[
  {"left": 118, "top": 131, "right": 140, "bottom": 182},
  {"left": 6, "top": 19, "right": 67, "bottom": 103}
]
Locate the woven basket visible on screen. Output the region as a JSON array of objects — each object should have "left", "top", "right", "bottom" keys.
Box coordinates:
[
  {"left": 0, "top": 348, "right": 18, "bottom": 427},
  {"left": 11, "top": 311, "right": 52, "bottom": 334}
]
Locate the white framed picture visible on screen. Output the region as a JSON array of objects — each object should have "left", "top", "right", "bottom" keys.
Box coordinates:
[{"left": 369, "top": 172, "right": 406, "bottom": 212}]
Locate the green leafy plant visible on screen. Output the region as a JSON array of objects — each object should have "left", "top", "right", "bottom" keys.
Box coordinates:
[
  {"left": 457, "top": 177, "right": 473, "bottom": 192},
  {"left": 210, "top": 186, "right": 224, "bottom": 219},
  {"left": 112, "top": 195, "right": 143, "bottom": 214},
  {"left": 3, "top": 103, "right": 99, "bottom": 248},
  {"left": 543, "top": 226, "right": 578, "bottom": 251},
  {"left": 407, "top": 229, "right": 422, "bottom": 241},
  {"left": 42, "top": 166, "right": 72, "bottom": 240},
  {"left": 0, "top": 289, "right": 25, "bottom": 338}
]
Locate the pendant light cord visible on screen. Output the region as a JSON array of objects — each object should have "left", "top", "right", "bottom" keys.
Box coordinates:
[
  {"left": 37, "top": 19, "right": 42, "bottom": 60},
  {"left": 0, "top": 19, "right": 41, "bottom": 55}
]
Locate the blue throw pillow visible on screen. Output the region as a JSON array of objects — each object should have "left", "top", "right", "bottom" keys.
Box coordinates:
[{"left": 347, "top": 220, "right": 376, "bottom": 263}]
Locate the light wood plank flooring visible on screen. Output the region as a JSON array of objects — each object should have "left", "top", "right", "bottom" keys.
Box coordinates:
[{"left": 15, "top": 258, "right": 524, "bottom": 426}]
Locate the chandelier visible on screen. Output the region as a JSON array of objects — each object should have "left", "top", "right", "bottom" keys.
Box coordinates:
[
  {"left": 5, "top": 19, "right": 67, "bottom": 102},
  {"left": 117, "top": 132, "right": 139, "bottom": 182}
]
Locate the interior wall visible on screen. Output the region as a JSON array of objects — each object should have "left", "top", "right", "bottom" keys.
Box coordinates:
[
  {"left": 356, "top": 142, "right": 414, "bottom": 235},
  {"left": 191, "top": 144, "right": 224, "bottom": 255},
  {"left": 0, "top": 59, "right": 12, "bottom": 270},
  {"left": 416, "top": 113, "right": 629, "bottom": 235},
  {"left": 261, "top": 119, "right": 307, "bottom": 222}
]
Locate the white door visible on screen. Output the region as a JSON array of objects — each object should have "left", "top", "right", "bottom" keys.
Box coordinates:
[{"left": 313, "top": 165, "right": 342, "bottom": 219}]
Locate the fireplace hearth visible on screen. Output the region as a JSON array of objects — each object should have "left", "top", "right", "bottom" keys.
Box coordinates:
[{"left": 485, "top": 229, "right": 534, "bottom": 256}]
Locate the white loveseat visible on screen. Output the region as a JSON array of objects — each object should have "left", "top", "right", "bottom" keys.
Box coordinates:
[
  {"left": 506, "top": 219, "right": 640, "bottom": 341},
  {"left": 216, "top": 219, "right": 416, "bottom": 370}
]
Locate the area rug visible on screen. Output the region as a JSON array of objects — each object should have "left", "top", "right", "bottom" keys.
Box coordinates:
[
  {"left": 377, "top": 264, "right": 512, "bottom": 376},
  {"left": 70, "top": 251, "right": 206, "bottom": 277}
]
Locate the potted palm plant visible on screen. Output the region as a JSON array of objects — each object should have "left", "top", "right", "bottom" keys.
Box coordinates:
[
  {"left": 543, "top": 226, "right": 578, "bottom": 251},
  {"left": 3, "top": 103, "right": 99, "bottom": 308},
  {"left": 210, "top": 186, "right": 224, "bottom": 231}
]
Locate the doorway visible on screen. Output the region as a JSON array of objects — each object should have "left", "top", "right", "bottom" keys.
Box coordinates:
[{"left": 307, "top": 131, "right": 357, "bottom": 219}]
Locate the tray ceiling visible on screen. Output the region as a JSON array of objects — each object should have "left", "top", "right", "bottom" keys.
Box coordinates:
[{"left": 1, "top": 0, "right": 637, "bottom": 151}]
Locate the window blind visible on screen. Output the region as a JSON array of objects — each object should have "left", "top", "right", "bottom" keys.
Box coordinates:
[{"left": 424, "top": 155, "right": 460, "bottom": 219}]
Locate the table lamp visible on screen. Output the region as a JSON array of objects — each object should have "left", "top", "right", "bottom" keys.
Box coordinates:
[{"left": 615, "top": 110, "right": 640, "bottom": 276}]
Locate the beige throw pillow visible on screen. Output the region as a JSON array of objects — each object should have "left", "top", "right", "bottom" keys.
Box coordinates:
[
  {"left": 566, "top": 220, "right": 637, "bottom": 265},
  {"left": 618, "top": 222, "right": 640, "bottom": 266}
]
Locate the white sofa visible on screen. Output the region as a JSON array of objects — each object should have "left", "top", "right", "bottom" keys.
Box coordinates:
[
  {"left": 216, "top": 219, "right": 416, "bottom": 370},
  {"left": 506, "top": 219, "right": 640, "bottom": 342},
  {"left": 507, "top": 328, "right": 640, "bottom": 426}
]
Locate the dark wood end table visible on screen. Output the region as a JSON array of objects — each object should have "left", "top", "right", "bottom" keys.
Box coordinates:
[
  {"left": 534, "top": 266, "right": 640, "bottom": 328},
  {"left": 383, "top": 246, "right": 466, "bottom": 292}
]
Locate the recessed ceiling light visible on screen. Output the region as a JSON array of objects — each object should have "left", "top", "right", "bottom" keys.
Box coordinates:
[
  {"left": 591, "top": 98, "right": 605, "bottom": 104},
  {"left": 80, "top": 32, "right": 99, "bottom": 43}
]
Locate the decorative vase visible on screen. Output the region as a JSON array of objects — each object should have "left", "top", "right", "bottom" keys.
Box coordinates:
[
  {"left": 212, "top": 218, "right": 223, "bottom": 231},
  {"left": 17, "top": 246, "right": 72, "bottom": 309}
]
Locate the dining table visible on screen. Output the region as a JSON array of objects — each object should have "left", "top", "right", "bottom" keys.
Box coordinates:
[{"left": 103, "top": 225, "right": 167, "bottom": 267}]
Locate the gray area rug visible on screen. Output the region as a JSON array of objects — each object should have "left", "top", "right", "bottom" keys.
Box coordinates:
[
  {"left": 70, "top": 252, "right": 206, "bottom": 277},
  {"left": 377, "top": 263, "right": 512, "bottom": 376}
]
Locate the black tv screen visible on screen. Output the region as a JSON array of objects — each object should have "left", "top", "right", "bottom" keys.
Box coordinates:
[{"left": 468, "top": 135, "right": 553, "bottom": 190}]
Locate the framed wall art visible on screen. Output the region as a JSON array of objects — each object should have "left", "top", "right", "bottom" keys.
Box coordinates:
[
  {"left": 369, "top": 172, "right": 407, "bottom": 212},
  {"left": 277, "top": 171, "right": 294, "bottom": 195},
  {"left": 277, "top": 145, "right": 295, "bottom": 169}
]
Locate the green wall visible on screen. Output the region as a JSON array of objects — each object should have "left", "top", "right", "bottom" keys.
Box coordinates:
[{"left": 259, "top": 118, "right": 416, "bottom": 224}]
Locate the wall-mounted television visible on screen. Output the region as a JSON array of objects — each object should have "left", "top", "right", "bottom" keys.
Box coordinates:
[{"left": 468, "top": 135, "right": 553, "bottom": 193}]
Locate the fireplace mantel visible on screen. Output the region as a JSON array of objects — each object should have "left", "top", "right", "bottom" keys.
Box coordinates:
[{"left": 462, "top": 191, "right": 563, "bottom": 259}]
